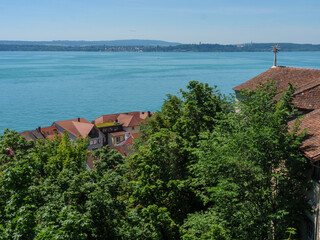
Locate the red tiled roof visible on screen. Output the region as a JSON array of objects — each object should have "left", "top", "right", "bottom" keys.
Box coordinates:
[
  {"left": 291, "top": 83, "right": 320, "bottom": 110},
  {"left": 41, "top": 126, "right": 61, "bottom": 139},
  {"left": 288, "top": 109, "right": 320, "bottom": 161},
  {"left": 233, "top": 66, "right": 320, "bottom": 111},
  {"left": 110, "top": 145, "right": 127, "bottom": 156},
  {"left": 117, "top": 114, "right": 134, "bottom": 127},
  {"left": 92, "top": 114, "right": 119, "bottom": 124},
  {"left": 54, "top": 118, "right": 94, "bottom": 138},
  {"left": 233, "top": 66, "right": 320, "bottom": 92},
  {"left": 131, "top": 133, "right": 141, "bottom": 138},
  {"left": 235, "top": 66, "right": 320, "bottom": 163}
]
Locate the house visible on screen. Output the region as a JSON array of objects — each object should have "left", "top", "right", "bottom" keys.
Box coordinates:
[
  {"left": 19, "top": 127, "right": 46, "bottom": 142},
  {"left": 233, "top": 65, "right": 320, "bottom": 240},
  {"left": 53, "top": 117, "right": 105, "bottom": 150},
  {"left": 92, "top": 111, "right": 152, "bottom": 146}
]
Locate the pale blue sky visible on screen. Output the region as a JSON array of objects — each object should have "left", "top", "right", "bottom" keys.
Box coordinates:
[{"left": 0, "top": 0, "right": 319, "bottom": 44}]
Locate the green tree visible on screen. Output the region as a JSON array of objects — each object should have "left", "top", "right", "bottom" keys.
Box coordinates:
[
  {"left": 189, "top": 81, "right": 310, "bottom": 239},
  {"left": 126, "top": 81, "right": 229, "bottom": 238},
  {"left": 0, "top": 80, "right": 311, "bottom": 240},
  {"left": 0, "top": 131, "right": 126, "bottom": 239}
]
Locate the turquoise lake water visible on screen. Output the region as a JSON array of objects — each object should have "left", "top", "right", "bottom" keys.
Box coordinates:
[{"left": 1, "top": 51, "right": 320, "bottom": 133}]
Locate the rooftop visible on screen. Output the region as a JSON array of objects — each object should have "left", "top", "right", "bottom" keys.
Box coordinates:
[
  {"left": 54, "top": 118, "right": 94, "bottom": 138},
  {"left": 40, "top": 126, "right": 60, "bottom": 139},
  {"left": 20, "top": 129, "right": 45, "bottom": 142},
  {"left": 110, "top": 131, "right": 126, "bottom": 137},
  {"left": 233, "top": 66, "right": 320, "bottom": 93},
  {"left": 234, "top": 66, "right": 320, "bottom": 163}
]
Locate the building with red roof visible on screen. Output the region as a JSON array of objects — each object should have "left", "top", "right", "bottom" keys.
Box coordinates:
[
  {"left": 92, "top": 111, "right": 152, "bottom": 146},
  {"left": 234, "top": 64, "right": 320, "bottom": 239},
  {"left": 53, "top": 117, "right": 105, "bottom": 150}
]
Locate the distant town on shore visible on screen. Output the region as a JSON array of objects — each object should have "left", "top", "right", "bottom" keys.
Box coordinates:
[{"left": 1, "top": 40, "right": 320, "bottom": 52}]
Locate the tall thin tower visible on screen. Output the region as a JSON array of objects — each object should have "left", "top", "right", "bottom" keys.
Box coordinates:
[{"left": 272, "top": 45, "right": 280, "bottom": 68}]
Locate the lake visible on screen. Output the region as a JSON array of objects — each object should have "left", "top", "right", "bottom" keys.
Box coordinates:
[{"left": 1, "top": 51, "right": 320, "bottom": 133}]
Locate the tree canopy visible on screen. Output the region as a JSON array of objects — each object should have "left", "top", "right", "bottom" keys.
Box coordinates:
[{"left": 0, "top": 81, "right": 311, "bottom": 239}]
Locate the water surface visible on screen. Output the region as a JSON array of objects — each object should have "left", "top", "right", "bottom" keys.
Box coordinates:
[{"left": 1, "top": 51, "right": 320, "bottom": 132}]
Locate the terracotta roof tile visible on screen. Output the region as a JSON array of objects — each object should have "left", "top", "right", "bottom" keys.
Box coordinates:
[
  {"left": 54, "top": 118, "right": 94, "bottom": 138},
  {"left": 110, "top": 145, "right": 127, "bottom": 156},
  {"left": 292, "top": 84, "right": 320, "bottom": 110},
  {"left": 288, "top": 109, "right": 320, "bottom": 160},
  {"left": 117, "top": 114, "right": 134, "bottom": 127},
  {"left": 236, "top": 66, "right": 320, "bottom": 162},
  {"left": 41, "top": 126, "right": 61, "bottom": 139},
  {"left": 110, "top": 131, "right": 126, "bottom": 137},
  {"left": 233, "top": 66, "right": 320, "bottom": 92}
]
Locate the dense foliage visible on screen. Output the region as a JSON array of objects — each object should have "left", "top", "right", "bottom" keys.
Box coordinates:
[{"left": 0, "top": 81, "right": 311, "bottom": 239}]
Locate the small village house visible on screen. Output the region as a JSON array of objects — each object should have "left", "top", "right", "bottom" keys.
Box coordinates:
[{"left": 53, "top": 117, "right": 105, "bottom": 150}]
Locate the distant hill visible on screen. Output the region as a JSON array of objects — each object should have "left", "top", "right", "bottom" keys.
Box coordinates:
[
  {"left": 1, "top": 42, "right": 320, "bottom": 52},
  {"left": 0, "top": 39, "right": 181, "bottom": 47}
]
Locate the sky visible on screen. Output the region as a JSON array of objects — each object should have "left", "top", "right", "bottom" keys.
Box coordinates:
[{"left": 0, "top": 0, "right": 319, "bottom": 44}]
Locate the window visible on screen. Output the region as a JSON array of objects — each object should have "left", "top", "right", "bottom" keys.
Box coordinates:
[
  {"left": 116, "top": 137, "right": 121, "bottom": 142},
  {"left": 94, "top": 140, "right": 97, "bottom": 145},
  {"left": 98, "top": 139, "right": 100, "bottom": 144},
  {"left": 90, "top": 140, "right": 94, "bottom": 145},
  {"left": 132, "top": 127, "right": 135, "bottom": 130}
]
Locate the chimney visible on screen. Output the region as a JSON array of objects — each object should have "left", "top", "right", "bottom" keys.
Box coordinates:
[
  {"left": 272, "top": 45, "right": 280, "bottom": 68},
  {"left": 37, "top": 126, "right": 41, "bottom": 132},
  {"left": 148, "top": 111, "right": 151, "bottom": 117},
  {"left": 78, "top": 117, "right": 80, "bottom": 122}
]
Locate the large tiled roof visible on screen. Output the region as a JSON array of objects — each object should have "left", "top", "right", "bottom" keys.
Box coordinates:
[
  {"left": 234, "top": 66, "right": 320, "bottom": 111},
  {"left": 235, "top": 66, "right": 320, "bottom": 163},
  {"left": 54, "top": 118, "right": 94, "bottom": 138},
  {"left": 233, "top": 66, "right": 320, "bottom": 92}
]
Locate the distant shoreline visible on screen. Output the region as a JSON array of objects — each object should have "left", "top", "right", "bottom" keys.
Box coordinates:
[{"left": 2, "top": 42, "right": 320, "bottom": 52}]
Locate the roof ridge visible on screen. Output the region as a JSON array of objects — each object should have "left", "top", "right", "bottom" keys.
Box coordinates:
[{"left": 293, "top": 79, "right": 320, "bottom": 96}]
